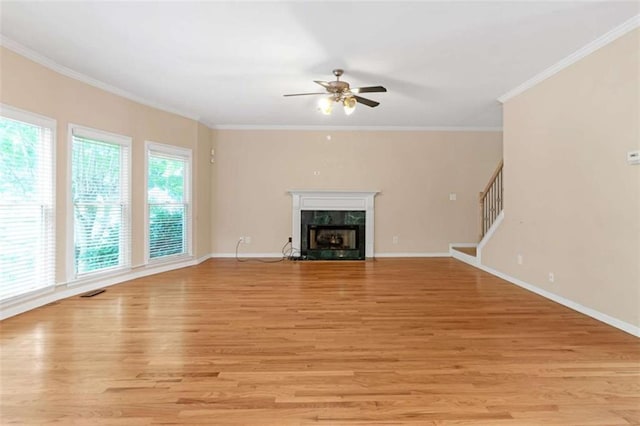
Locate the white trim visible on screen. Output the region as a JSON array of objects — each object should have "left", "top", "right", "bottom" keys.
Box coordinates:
[
  {"left": 498, "top": 15, "right": 640, "bottom": 103},
  {"left": 0, "top": 255, "right": 210, "bottom": 321},
  {"left": 450, "top": 250, "right": 479, "bottom": 267},
  {"left": 477, "top": 263, "right": 640, "bottom": 338},
  {"left": 449, "top": 243, "right": 479, "bottom": 266},
  {"left": 0, "top": 35, "right": 505, "bottom": 132},
  {"left": 70, "top": 124, "right": 132, "bottom": 146},
  {"left": 211, "top": 252, "right": 284, "bottom": 258},
  {"left": 195, "top": 253, "right": 212, "bottom": 264},
  {"left": 214, "top": 252, "right": 452, "bottom": 259},
  {"left": 0, "top": 35, "right": 201, "bottom": 122},
  {"left": 144, "top": 141, "right": 193, "bottom": 265},
  {"left": 0, "top": 103, "right": 57, "bottom": 129},
  {"left": 211, "top": 124, "right": 503, "bottom": 132},
  {"left": 458, "top": 209, "right": 638, "bottom": 337},
  {"left": 289, "top": 190, "right": 379, "bottom": 258},
  {"left": 65, "top": 125, "right": 74, "bottom": 281},
  {"left": 144, "top": 143, "right": 150, "bottom": 263},
  {"left": 141, "top": 253, "right": 194, "bottom": 270},
  {"left": 67, "top": 123, "right": 132, "bottom": 282},
  {"left": 147, "top": 141, "right": 193, "bottom": 158},
  {"left": 477, "top": 210, "right": 504, "bottom": 264},
  {"left": 449, "top": 242, "right": 478, "bottom": 248},
  {"left": 0, "top": 105, "right": 57, "bottom": 302},
  {"left": 375, "top": 252, "right": 450, "bottom": 258}
]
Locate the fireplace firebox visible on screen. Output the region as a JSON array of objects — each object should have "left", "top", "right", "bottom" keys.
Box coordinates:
[{"left": 301, "top": 210, "right": 365, "bottom": 260}]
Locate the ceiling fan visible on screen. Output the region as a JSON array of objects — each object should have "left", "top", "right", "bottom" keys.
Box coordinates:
[{"left": 284, "top": 69, "right": 387, "bottom": 115}]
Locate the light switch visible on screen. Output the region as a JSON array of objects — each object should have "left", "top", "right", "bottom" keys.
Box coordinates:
[{"left": 449, "top": 193, "right": 457, "bottom": 201}]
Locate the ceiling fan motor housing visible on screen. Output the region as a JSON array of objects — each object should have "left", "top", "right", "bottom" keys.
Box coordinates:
[
  {"left": 328, "top": 81, "right": 350, "bottom": 94},
  {"left": 283, "top": 69, "right": 385, "bottom": 108}
]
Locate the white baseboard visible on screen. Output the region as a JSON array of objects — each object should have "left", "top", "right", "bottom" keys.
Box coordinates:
[
  {"left": 449, "top": 242, "right": 478, "bottom": 248},
  {"left": 477, "top": 263, "right": 640, "bottom": 338},
  {"left": 449, "top": 246, "right": 479, "bottom": 267},
  {"left": 1, "top": 255, "right": 211, "bottom": 321},
  {"left": 195, "top": 253, "right": 213, "bottom": 264},
  {"left": 212, "top": 252, "right": 452, "bottom": 259},
  {"left": 375, "top": 252, "right": 450, "bottom": 258},
  {"left": 210, "top": 252, "right": 284, "bottom": 258},
  {"left": 477, "top": 210, "right": 504, "bottom": 263},
  {"left": 473, "top": 211, "right": 638, "bottom": 337}
]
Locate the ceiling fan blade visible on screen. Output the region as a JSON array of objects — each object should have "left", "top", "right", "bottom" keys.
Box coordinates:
[
  {"left": 314, "top": 80, "right": 331, "bottom": 89},
  {"left": 353, "top": 95, "right": 380, "bottom": 108},
  {"left": 283, "top": 92, "right": 326, "bottom": 97},
  {"left": 352, "top": 86, "right": 387, "bottom": 94}
]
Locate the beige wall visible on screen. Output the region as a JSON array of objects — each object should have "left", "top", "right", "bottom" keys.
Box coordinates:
[
  {"left": 0, "top": 47, "right": 213, "bottom": 283},
  {"left": 194, "top": 123, "right": 213, "bottom": 259},
  {"left": 211, "top": 129, "right": 502, "bottom": 255},
  {"left": 482, "top": 30, "right": 640, "bottom": 327}
]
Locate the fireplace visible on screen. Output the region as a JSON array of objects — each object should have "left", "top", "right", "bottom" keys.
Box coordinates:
[
  {"left": 289, "top": 190, "right": 379, "bottom": 259},
  {"left": 301, "top": 210, "right": 365, "bottom": 260}
]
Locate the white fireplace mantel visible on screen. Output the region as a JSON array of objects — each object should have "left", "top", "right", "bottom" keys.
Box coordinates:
[{"left": 288, "top": 190, "right": 379, "bottom": 258}]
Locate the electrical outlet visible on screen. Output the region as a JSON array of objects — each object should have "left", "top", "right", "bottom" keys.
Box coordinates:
[
  {"left": 517, "top": 254, "right": 523, "bottom": 265},
  {"left": 239, "top": 236, "right": 245, "bottom": 243},
  {"left": 244, "top": 236, "right": 251, "bottom": 244},
  {"left": 449, "top": 193, "right": 457, "bottom": 201},
  {"left": 392, "top": 236, "right": 399, "bottom": 244},
  {"left": 288, "top": 236, "right": 292, "bottom": 243},
  {"left": 548, "top": 272, "right": 555, "bottom": 283}
]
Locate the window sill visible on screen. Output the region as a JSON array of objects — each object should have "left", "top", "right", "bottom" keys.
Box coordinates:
[{"left": 143, "top": 254, "right": 193, "bottom": 268}]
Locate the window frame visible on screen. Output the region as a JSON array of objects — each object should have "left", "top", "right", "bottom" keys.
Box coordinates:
[
  {"left": 67, "top": 123, "right": 132, "bottom": 282},
  {"left": 144, "top": 141, "right": 193, "bottom": 265},
  {"left": 0, "top": 104, "right": 56, "bottom": 302}
]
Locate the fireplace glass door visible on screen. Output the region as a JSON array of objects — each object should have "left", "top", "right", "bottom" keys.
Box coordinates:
[
  {"left": 305, "top": 224, "right": 363, "bottom": 260},
  {"left": 309, "top": 226, "right": 357, "bottom": 250}
]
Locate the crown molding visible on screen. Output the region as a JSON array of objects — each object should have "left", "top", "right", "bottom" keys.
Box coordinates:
[
  {"left": 498, "top": 14, "right": 640, "bottom": 104},
  {"left": 210, "top": 124, "right": 503, "bottom": 132},
  {"left": 0, "top": 35, "right": 201, "bottom": 122},
  {"left": 0, "top": 36, "right": 504, "bottom": 132}
]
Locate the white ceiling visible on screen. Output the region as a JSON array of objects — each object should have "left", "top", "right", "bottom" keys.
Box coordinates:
[{"left": 1, "top": 1, "right": 638, "bottom": 129}]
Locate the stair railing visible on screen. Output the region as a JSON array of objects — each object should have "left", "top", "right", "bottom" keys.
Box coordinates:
[{"left": 479, "top": 160, "right": 503, "bottom": 239}]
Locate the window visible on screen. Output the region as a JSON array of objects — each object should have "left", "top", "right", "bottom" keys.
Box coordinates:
[
  {"left": 0, "top": 105, "right": 55, "bottom": 301},
  {"left": 70, "top": 125, "right": 131, "bottom": 277},
  {"left": 146, "top": 142, "right": 192, "bottom": 262}
]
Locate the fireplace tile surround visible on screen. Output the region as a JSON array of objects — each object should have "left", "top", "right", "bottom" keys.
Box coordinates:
[
  {"left": 289, "top": 190, "right": 379, "bottom": 259},
  {"left": 302, "top": 210, "right": 365, "bottom": 260}
]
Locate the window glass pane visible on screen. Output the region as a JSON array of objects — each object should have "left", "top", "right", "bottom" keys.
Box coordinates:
[
  {"left": 149, "top": 204, "right": 185, "bottom": 258},
  {"left": 148, "top": 155, "right": 185, "bottom": 202},
  {"left": 0, "top": 118, "right": 41, "bottom": 201},
  {"left": 74, "top": 204, "right": 122, "bottom": 274},
  {"left": 72, "top": 138, "right": 121, "bottom": 204},
  {"left": 147, "top": 146, "right": 189, "bottom": 261},
  {"left": 72, "top": 132, "right": 129, "bottom": 276},
  {"left": 0, "top": 113, "right": 54, "bottom": 301}
]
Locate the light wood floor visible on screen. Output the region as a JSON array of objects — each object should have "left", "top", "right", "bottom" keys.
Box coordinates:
[{"left": 1, "top": 258, "right": 638, "bottom": 425}]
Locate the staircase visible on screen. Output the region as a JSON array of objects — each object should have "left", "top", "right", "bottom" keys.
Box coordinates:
[{"left": 451, "top": 160, "right": 503, "bottom": 265}]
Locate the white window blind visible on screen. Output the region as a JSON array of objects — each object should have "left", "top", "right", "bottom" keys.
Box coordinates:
[
  {"left": 71, "top": 126, "right": 131, "bottom": 277},
  {"left": 146, "top": 143, "right": 191, "bottom": 261},
  {"left": 0, "top": 105, "right": 55, "bottom": 302}
]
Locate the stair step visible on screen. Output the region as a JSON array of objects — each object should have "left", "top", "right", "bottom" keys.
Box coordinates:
[{"left": 452, "top": 246, "right": 477, "bottom": 257}]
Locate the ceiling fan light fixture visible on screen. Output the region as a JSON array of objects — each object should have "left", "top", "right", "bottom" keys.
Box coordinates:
[
  {"left": 343, "top": 96, "right": 356, "bottom": 115},
  {"left": 286, "top": 69, "right": 386, "bottom": 115},
  {"left": 318, "top": 97, "right": 333, "bottom": 115}
]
